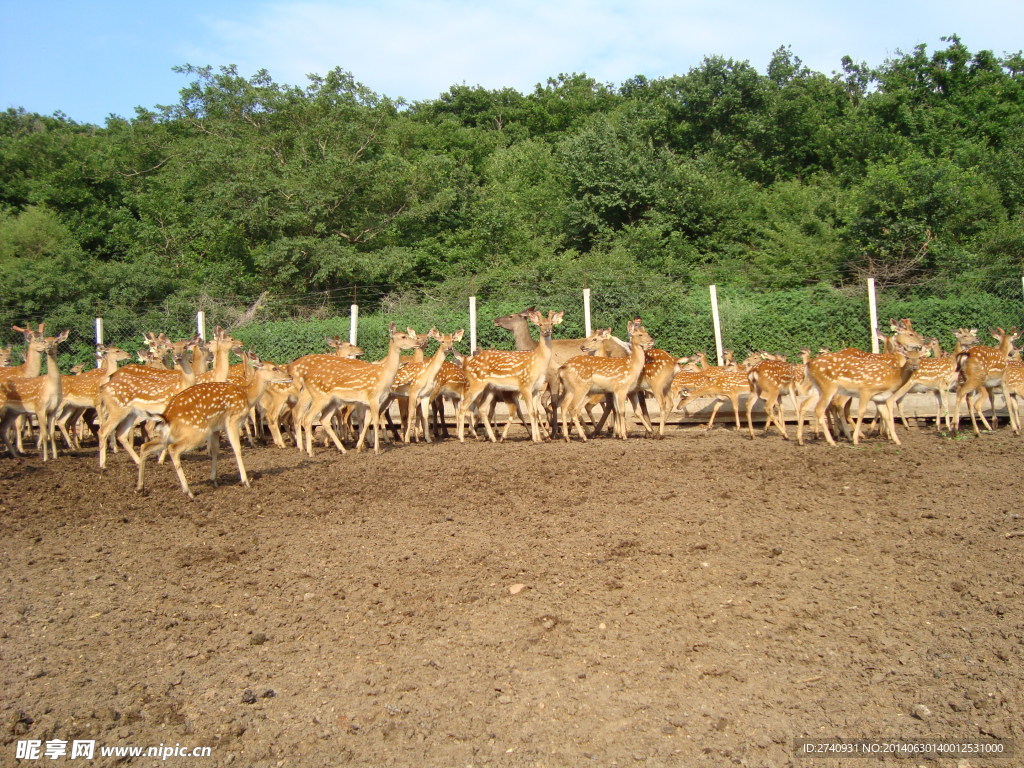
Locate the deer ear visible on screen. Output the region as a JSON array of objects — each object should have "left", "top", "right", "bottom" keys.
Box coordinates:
[
  {"left": 55, "top": 330, "right": 69, "bottom": 343},
  {"left": 527, "top": 310, "right": 541, "bottom": 325},
  {"left": 388, "top": 322, "right": 397, "bottom": 334},
  {"left": 428, "top": 328, "right": 441, "bottom": 340},
  {"left": 600, "top": 329, "right": 611, "bottom": 339},
  {"left": 551, "top": 311, "right": 564, "bottom": 325},
  {"left": 407, "top": 327, "right": 417, "bottom": 337},
  {"left": 452, "top": 329, "right": 465, "bottom": 342}
]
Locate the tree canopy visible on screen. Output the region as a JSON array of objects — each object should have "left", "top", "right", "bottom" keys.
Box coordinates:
[{"left": 2, "top": 37, "right": 1022, "bottom": 335}]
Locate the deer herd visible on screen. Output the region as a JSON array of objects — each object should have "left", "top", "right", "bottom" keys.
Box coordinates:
[{"left": 0, "top": 313, "right": 1021, "bottom": 497}]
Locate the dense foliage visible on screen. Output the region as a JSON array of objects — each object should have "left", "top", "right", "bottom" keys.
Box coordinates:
[{"left": 1, "top": 37, "right": 1022, "bottom": 361}]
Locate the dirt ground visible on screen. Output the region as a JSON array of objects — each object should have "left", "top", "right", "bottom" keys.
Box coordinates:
[{"left": 1, "top": 420, "right": 1022, "bottom": 767}]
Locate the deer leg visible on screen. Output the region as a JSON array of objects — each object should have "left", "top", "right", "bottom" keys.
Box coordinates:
[
  {"left": 266, "top": 398, "right": 288, "bottom": 447},
  {"left": 981, "top": 387, "right": 996, "bottom": 430},
  {"left": 168, "top": 444, "right": 195, "bottom": 500},
  {"left": 591, "top": 395, "right": 614, "bottom": 437},
  {"left": 56, "top": 406, "right": 77, "bottom": 451},
  {"left": 814, "top": 391, "right": 838, "bottom": 447},
  {"left": 745, "top": 389, "right": 761, "bottom": 439},
  {"left": 136, "top": 435, "right": 165, "bottom": 492},
  {"left": 323, "top": 401, "right": 350, "bottom": 454},
  {"left": 226, "top": 420, "right": 249, "bottom": 487},
  {"left": 43, "top": 407, "right": 58, "bottom": 461},
  {"left": 208, "top": 432, "right": 219, "bottom": 486},
  {"left": 966, "top": 390, "right": 983, "bottom": 436},
  {"left": 705, "top": 399, "right": 724, "bottom": 430},
  {"left": 0, "top": 413, "right": 22, "bottom": 457},
  {"left": 115, "top": 417, "right": 142, "bottom": 465},
  {"left": 851, "top": 396, "right": 873, "bottom": 446}
]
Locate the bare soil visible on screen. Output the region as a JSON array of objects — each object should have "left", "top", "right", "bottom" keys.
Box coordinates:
[{"left": 2, "top": 424, "right": 1022, "bottom": 767}]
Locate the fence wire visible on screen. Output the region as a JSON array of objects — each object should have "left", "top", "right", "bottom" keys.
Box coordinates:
[{"left": 1, "top": 277, "right": 1021, "bottom": 367}]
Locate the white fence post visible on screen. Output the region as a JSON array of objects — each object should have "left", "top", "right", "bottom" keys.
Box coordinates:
[
  {"left": 583, "top": 287, "right": 592, "bottom": 336},
  {"left": 196, "top": 311, "right": 206, "bottom": 341},
  {"left": 349, "top": 304, "right": 359, "bottom": 345},
  {"left": 867, "top": 277, "right": 879, "bottom": 353},
  {"left": 709, "top": 284, "right": 724, "bottom": 366},
  {"left": 94, "top": 317, "right": 104, "bottom": 367},
  {"left": 469, "top": 294, "right": 478, "bottom": 353}
]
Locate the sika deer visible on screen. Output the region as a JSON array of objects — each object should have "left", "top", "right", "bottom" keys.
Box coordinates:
[
  {"left": 953, "top": 327, "right": 1021, "bottom": 435},
  {"left": 797, "top": 345, "right": 924, "bottom": 446},
  {"left": 0, "top": 330, "right": 69, "bottom": 460},
  {"left": 1001, "top": 360, "right": 1024, "bottom": 436},
  {"left": 494, "top": 306, "right": 627, "bottom": 430},
  {"left": 261, "top": 339, "right": 364, "bottom": 448},
  {"left": 0, "top": 324, "right": 48, "bottom": 383},
  {"left": 458, "top": 310, "right": 564, "bottom": 443},
  {"left": 300, "top": 323, "right": 420, "bottom": 455},
  {"left": 137, "top": 360, "right": 292, "bottom": 498},
  {"left": 892, "top": 330, "right": 978, "bottom": 431},
  {"left": 56, "top": 344, "right": 132, "bottom": 449},
  {"left": 389, "top": 329, "right": 464, "bottom": 442},
  {"left": 97, "top": 347, "right": 197, "bottom": 468},
  {"left": 558, "top": 320, "right": 654, "bottom": 441},
  {"left": 745, "top": 351, "right": 810, "bottom": 439}
]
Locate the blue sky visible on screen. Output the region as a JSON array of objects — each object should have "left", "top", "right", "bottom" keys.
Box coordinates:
[{"left": 2, "top": 0, "right": 1022, "bottom": 126}]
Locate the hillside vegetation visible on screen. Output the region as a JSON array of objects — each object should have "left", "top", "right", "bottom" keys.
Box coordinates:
[{"left": 2, "top": 37, "right": 1022, "bottom": 360}]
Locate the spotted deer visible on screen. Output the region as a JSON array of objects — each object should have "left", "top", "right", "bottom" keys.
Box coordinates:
[
  {"left": 97, "top": 347, "right": 197, "bottom": 468},
  {"left": 892, "top": 329, "right": 979, "bottom": 431},
  {"left": 299, "top": 323, "right": 420, "bottom": 455},
  {"left": 797, "top": 344, "right": 924, "bottom": 446},
  {"left": 260, "top": 339, "right": 364, "bottom": 448},
  {"left": 558, "top": 320, "right": 654, "bottom": 441},
  {"left": 137, "top": 359, "right": 292, "bottom": 499},
  {"left": 677, "top": 369, "right": 752, "bottom": 431},
  {"left": 397, "top": 328, "right": 433, "bottom": 367},
  {"left": 192, "top": 327, "right": 242, "bottom": 384},
  {"left": 0, "top": 324, "right": 48, "bottom": 383},
  {"left": 745, "top": 351, "right": 811, "bottom": 439},
  {"left": 494, "top": 306, "right": 627, "bottom": 430},
  {"left": 388, "top": 329, "right": 464, "bottom": 443},
  {"left": 457, "top": 310, "right": 564, "bottom": 443},
  {"left": 0, "top": 329, "right": 69, "bottom": 460},
  {"left": 1001, "top": 360, "right": 1024, "bottom": 436},
  {"left": 953, "top": 326, "right": 1021, "bottom": 435},
  {"left": 56, "top": 344, "right": 132, "bottom": 449}
]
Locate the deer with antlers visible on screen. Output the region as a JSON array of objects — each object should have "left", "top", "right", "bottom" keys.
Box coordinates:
[
  {"left": 953, "top": 326, "right": 1021, "bottom": 435},
  {"left": 457, "top": 310, "right": 564, "bottom": 443},
  {"left": 558, "top": 320, "right": 654, "bottom": 441},
  {"left": 299, "top": 323, "right": 420, "bottom": 455},
  {"left": 137, "top": 359, "right": 292, "bottom": 499},
  {"left": 0, "top": 329, "right": 69, "bottom": 460}
]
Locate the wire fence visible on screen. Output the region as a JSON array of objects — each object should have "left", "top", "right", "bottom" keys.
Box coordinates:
[{"left": 1, "top": 276, "right": 1021, "bottom": 369}]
